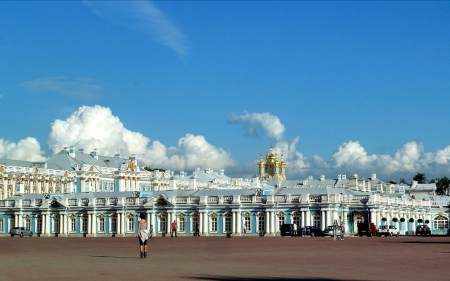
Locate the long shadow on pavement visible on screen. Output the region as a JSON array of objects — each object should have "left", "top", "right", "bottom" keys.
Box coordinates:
[
  {"left": 89, "top": 255, "right": 135, "bottom": 259},
  {"left": 188, "top": 275, "right": 378, "bottom": 281},
  {"left": 388, "top": 241, "right": 450, "bottom": 244}
]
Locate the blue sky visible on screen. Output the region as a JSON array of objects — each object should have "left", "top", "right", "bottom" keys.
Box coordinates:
[{"left": 1, "top": 1, "right": 450, "bottom": 182}]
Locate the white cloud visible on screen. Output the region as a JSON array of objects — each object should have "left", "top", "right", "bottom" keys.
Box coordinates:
[
  {"left": 47, "top": 105, "right": 150, "bottom": 157},
  {"left": 330, "top": 141, "right": 424, "bottom": 175},
  {"left": 142, "top": 134, "right": 236, "bottom": 171},
  {"left": 4, "top": 104, "right": 450, "bottom": 182},
  {"left": 241, "top": 139, "right": 450, "bottom": 181},
  {"left": 84, "top": 1, "right": 188, "bottom": 58},
  {"left": 47, "top": 105, "right": 235, "bottom": 171},
  {"left": 228, "top": 112, "right": 285, "bottom": 141},
  {"left": 21, "top": 77, "right": 101, "bottom": 99},
  {"left": 0, "top": 137, "right": 46, "bottom": 162}
]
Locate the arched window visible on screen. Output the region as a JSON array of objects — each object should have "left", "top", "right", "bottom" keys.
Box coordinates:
[
  {"left": 291, "top": 211, "right": 301, "bottom": 228},
  {"left": 277, "top": 211, "right": 285, "bottom": 228},
  {"left": 433, "top": 216, "right": 448, "bottom": 229},
  {"left": 257, "top": 212, "right": 265, "bottom": 233},
  {"left": 243, "top": 212, "right": 252, "bottom": 233}
]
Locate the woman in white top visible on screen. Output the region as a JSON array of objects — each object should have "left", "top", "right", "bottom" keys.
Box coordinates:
[{"left": 137, "top": 213, "right": 149, "bottom": 258}]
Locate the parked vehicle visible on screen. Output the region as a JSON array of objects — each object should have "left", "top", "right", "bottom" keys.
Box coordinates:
[
  {"left": 416, "top": 225, "right": 431, "bottom": 235},
  {"left": 301, "top": 226, "right": 324, "bottom": 237},
  {"left": 280, "top": 224, "right": 294, "bottom": 236},
  {"left": 9, "top": 227, "right": 33, "bottom": 237},
  {"left": 377, "top": 225, "right": 399, "bottom": 237},
  {"left": 323, "top": 225, "right": 341, "bottom": 237},
  {"left": 357, "top": 222, "right": 377, "bottom": 237}
]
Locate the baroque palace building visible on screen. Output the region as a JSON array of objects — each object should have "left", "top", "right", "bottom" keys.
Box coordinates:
[{"left": 0, "top": 145, "right": 449, "bottom": 237}]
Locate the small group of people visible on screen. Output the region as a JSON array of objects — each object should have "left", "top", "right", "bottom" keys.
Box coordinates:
[{"left": 332, "top": 219, "right": 345, "bottom": 241}]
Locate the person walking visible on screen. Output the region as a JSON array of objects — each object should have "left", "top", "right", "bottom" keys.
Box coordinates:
[
  {"left": 149, "top": 224, "right": 155, "bottom": 239},
  {"left": 243, "top": 223, "right": 247, "bottom": 236},
  {"left": 333, "top": 219, "right": 338, "bottom": 241},
  {"left": 195, "top": 222, "right": 200, "bottom": 236},
  {"left": 293, "top": 222, "right": 298, "bottom": 236},
  {"left": 340, "top": 223, "right": 345, "bottom": 241},
  {"left": 171, "top": 220, "right": 177, "bottom": 237},
  {"left": 137, "top": 213, "right": 149, "bottom": 258}
]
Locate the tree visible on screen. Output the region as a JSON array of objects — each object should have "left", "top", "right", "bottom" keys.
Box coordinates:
[
  {"left": 413, "top": 173, "right": 427, "bottom": 184},
  {"left": 435, "top": 177, "right": 450, "bottom": 195},
  {"left": 388, "top": 180, "right": 397, "bottom": 184},
  {"left": 399, "top": 178, "right": 407, "bottom": 185},
  {"left": 144, "top": 167, "right": 165, "bottom": 172}
]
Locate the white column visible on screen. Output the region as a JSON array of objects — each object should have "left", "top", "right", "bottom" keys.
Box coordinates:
[
  {"left": 301, "top": 211, "right": 305, "bottom": 227},
  {"left": 232, "top": 211, "right": 236, "bottom": 234},
  {"left": 41, "top": 215, "right": 45, "bottom": 234},
  {"left": 61, "top": 214, "right": 65, "bottom": 234},
  {"left": 198, "top": 212, "right": 204, "bottom": 234},
  {"left": 206, "top": 212, "right": 210, "bottom": 235},
  {"left": 376, "top": 212, "right": 381, "bottom": 227},
  {"left": 147, "top": 212, "right": 151, "bottom": 230},
  {"left": 18, "top": 214, "right": 23, "bottom": 227},
  {"left": 305, "top": 210, "right": 310, "bottom": 226},
  {"left": 93, "top": 213, "right": 97, "bottom": 234},
  {"left": 167, "top": 212, "right": 171, "bottom": 234},
  {"left": 270, "top": 211, "right": 275, "bottom": 234},
  {"left": 46, "top": 214, "right": 51, "bottom": 234},
  {"left": 122, "top": 212, "right": 126, "bottom": 234},
  {"left": 237, "top": 211, "right": 241, "bottom": 234},
  {"left": 265, "top": 211, "right": 270, "bottom": 234},
  {"left": 67, "top": 214, "right": 71, "bottom": 235},
  {"left": 343, "top": 208, "right": 348, "bottom": 232},
  {"left": 88, "top": 214, "right": 92, "bottom": 234},
  {"left": 152, "top": 212, "right": 156, "bottom": 231},
  {"left": 321, "top": 210, "right": 325, "bottom": 230},
  {"left": 117, "top": 213, "right": 121, "bottom": 234},
  {"left": 204, "top": 213, "right": 209, "bottom": 235},
  {"left": 332, "top": 210, "right": 338, "bottom": 224}
]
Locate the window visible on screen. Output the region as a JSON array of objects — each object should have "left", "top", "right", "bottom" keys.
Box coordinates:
[
  {"left": 258, "top": 216, "right": 265, "bottom": 232},
  {"left": 433, "top": 216, "right": 448, "bottom": 229},
  {"left": 244, "top": 216, "right": 251, "bottom": 233},
  {"left": 211, "top": 217, "right": 218, "bottom": 232},
  {"left": 278, "top": 216, "right": 285, "bottom": 228},
  {"left": 36, "top": 218, "right": 42, "bottom": 233},
  {"left": 224, "top": 216, "right": 232, "bottom": 233},
  {"left": 81, "top": 218, "right": 88, "bottom": 233},
  {"left": 110, "top": 217, "right": 117, "bottom": 233},
  {"left": 0, "top": 218, "right": 3, "bottom": 232},
  {"left": 293, "top": 215, "right": 301, "bottom": 228},
  {"left": 313, "top": 216, "right": 321, "bottom": 228},
  {"left": 25, "top": 219, "right": 31, "bottom": 230},
  {"left": 99, "top": 218, "right": 105, "bottom": 232},
  {"left": 159, "top": 217, "right": 166, "bottom": 233},
  {"left": 127, "top": 217, "right": 134, "bottom": 232},
  {"left": 192, "top": 216, "right": 198, "bottom": 233},
  {"left": 70, "top": 218, "right": 76, "bottom": 232},
  {"left": 179, "top": 217, "right": 185, "bottom": 232},
  {"left": 53, "top": 217, "right": 60, "bottom": 233}
]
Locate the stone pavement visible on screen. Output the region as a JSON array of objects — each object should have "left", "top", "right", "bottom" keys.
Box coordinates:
[{"left": 0, "top": 235, "right": 448, "bottom": 281}]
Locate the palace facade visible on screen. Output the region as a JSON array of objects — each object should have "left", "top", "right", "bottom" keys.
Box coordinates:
[{"left": 0, "top": 146, "right": 449, "bottom": 237}]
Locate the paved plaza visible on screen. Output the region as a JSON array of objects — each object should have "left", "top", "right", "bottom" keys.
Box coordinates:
[{"left": 0, "top": 235, "right": 448, "bottom": 281}]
